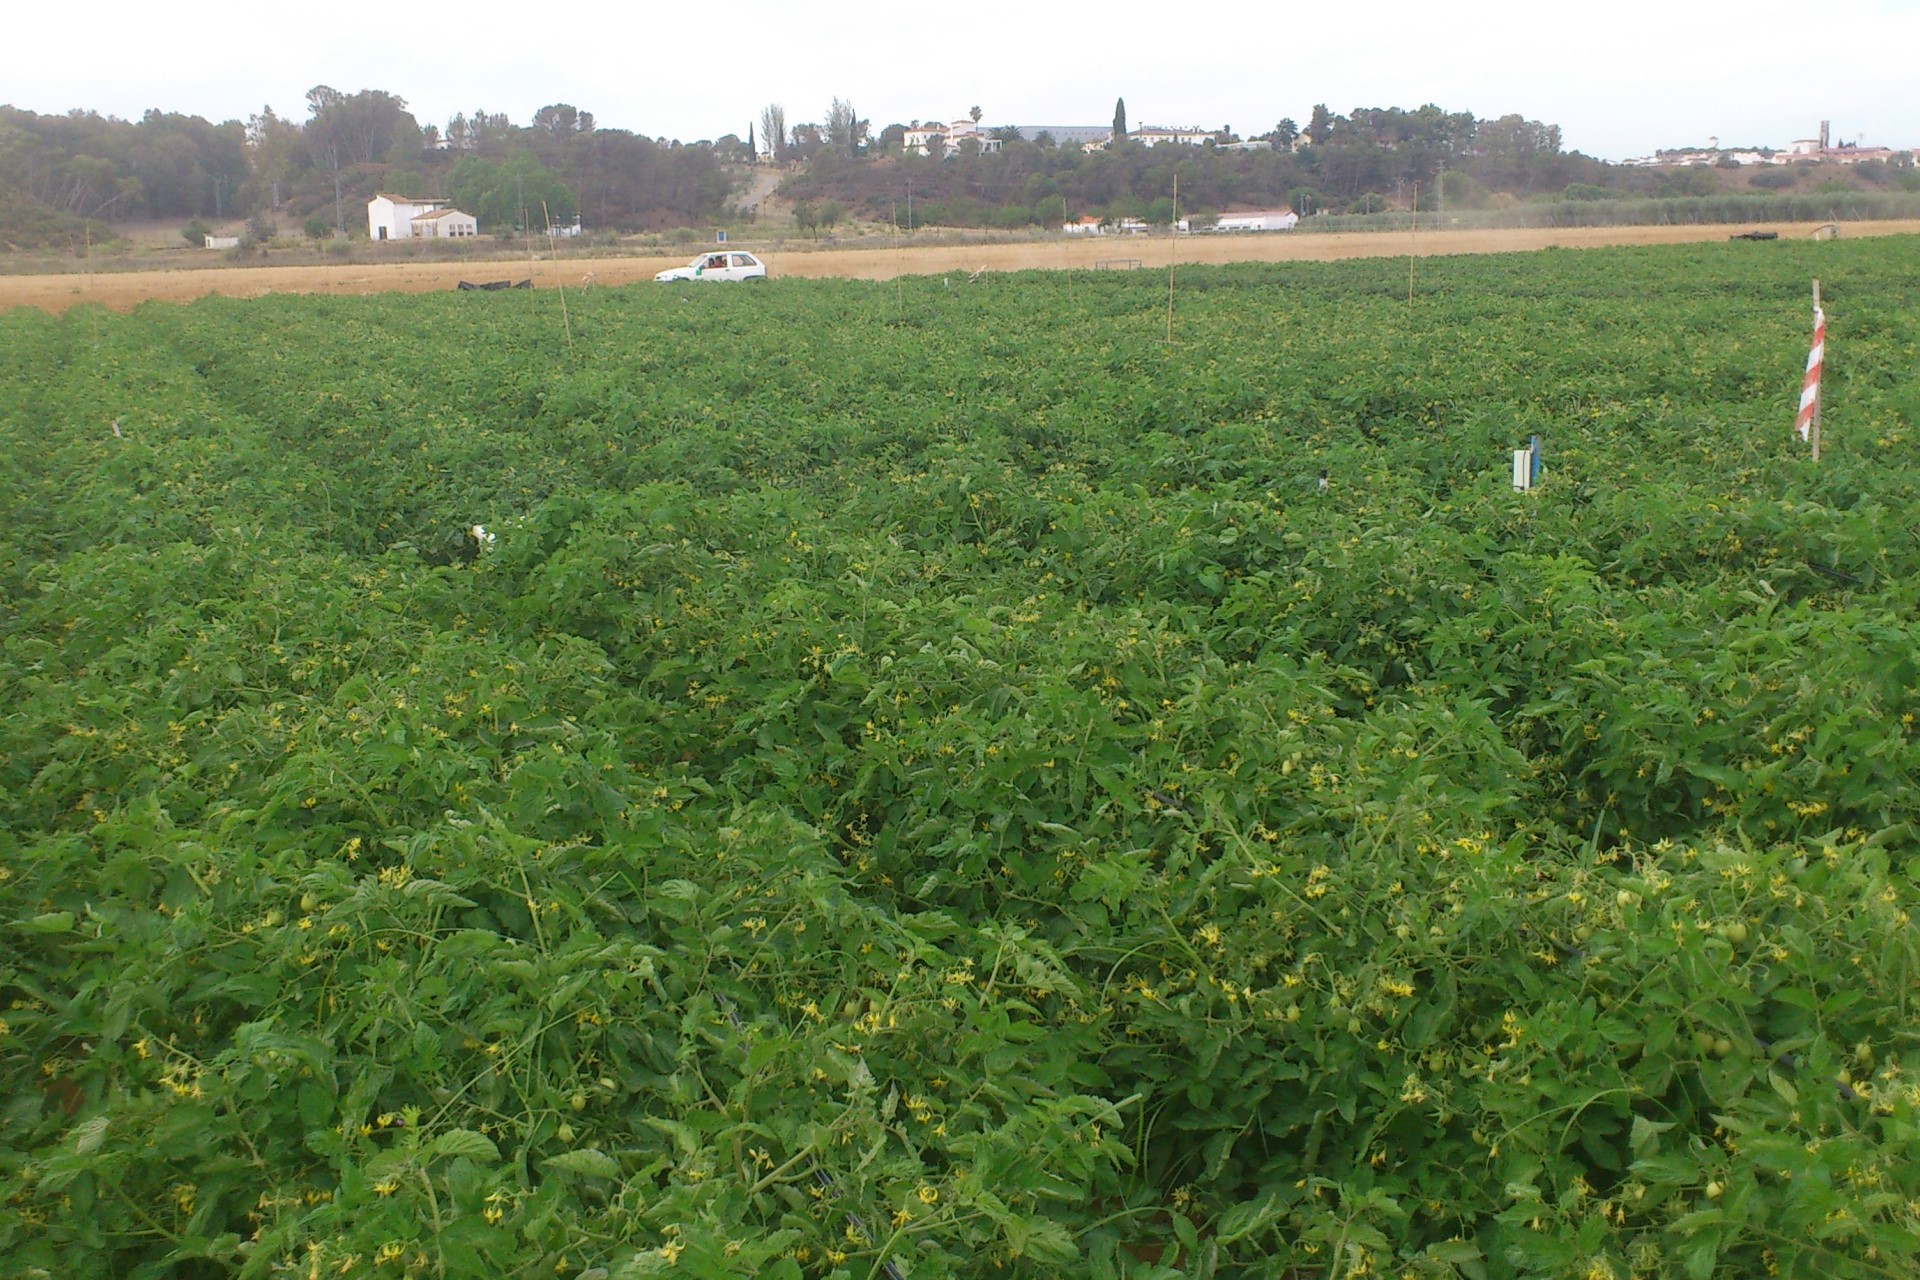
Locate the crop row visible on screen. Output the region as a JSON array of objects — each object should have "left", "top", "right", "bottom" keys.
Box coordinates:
[{"left": 3, "top": 239, "right": 1920, "bottom": 1278}]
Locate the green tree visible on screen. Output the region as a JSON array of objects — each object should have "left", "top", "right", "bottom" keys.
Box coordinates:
[
  {"left": 532, "top": 104, "right": 595, "bottom": 137},
  {"left": 759, "top": 104, "right": 788, "bottom": 163},
  {"left": 241, "top": 209, "right": 276, "bottom": 248},
  {"left": 1113, "top": 97, "right": 1128, "bottom": 142},
  {"left": 1273, "top": 118, "right": 1299, "bottom": 149},
  {"left": 791, "top": 199, "right": 817, "bottom": 237},
  {"left": 826, "top": 98, "right": 859, "bottom": 158},
  {"left": 1306, "top": 104, "right": 1333, "bottom": 147},
  {"left": 246, "top": 106, "right": 300, "bottom": 210},
  {"left": 817, "top": 199, "right": 844, "bottom": 234},
  {"left": 448, "top": 154, "right": 575, "bottom": 232},
  {"left": 305, "top": 85, "right": 422, "bottom": 231}
]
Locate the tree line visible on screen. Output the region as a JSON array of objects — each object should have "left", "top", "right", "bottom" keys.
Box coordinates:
[
  {"left": 769, "top": 100, "right": 1897, "bottom": 230},
  {"left": 5, "top": 90, "right": 1907, "bottom": 251},
  {"left": 0, "top": 89, "right": 740, "bottom": 248}
]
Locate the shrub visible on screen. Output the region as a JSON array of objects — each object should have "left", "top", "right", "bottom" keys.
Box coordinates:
[{"left": 239, "top": 211, "right": 276, "bottom": 251}]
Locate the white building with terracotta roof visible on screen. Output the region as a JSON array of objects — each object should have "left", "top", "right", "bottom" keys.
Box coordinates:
[
  {"left": 367, "top": 193, "right": 479, "bottom": 241},
  {"left": 903, "top": 117, "right": 1003, "bottom": 157}
]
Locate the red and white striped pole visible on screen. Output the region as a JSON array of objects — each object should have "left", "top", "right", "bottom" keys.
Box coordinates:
[{"left": 1795, "top": 279, "right": 1824, "bottom": 462}]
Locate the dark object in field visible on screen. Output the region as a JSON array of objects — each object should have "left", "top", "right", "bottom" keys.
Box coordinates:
[
  {"left": 1807, "top": 560, "right": 1865, "bottom": 586},
  {"left": 1728, "top": 231, "right": 1779, "bottom": 241},
  {"left": 457, "top": 280, "right": 535, "bottom": 291}
]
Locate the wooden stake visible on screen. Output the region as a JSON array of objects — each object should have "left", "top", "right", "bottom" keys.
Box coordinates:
[
  {"left": 542, "top": 200, "right": 574, "bottom": 351},
  {"left": 1408, "top": 182, "right": 1418, "bottom": 304},
  {"left": 892, "top": 198, "right": 904, "bottom": 320},
  {"left": 524, "top": 198, "right": 537, "bottom": 322},
  {"left": 1810, "top": 279, "right": 1823, "bottom": 463},
  {"left": 1165, "top": 173, "right": 1178, "bottom": 344}
]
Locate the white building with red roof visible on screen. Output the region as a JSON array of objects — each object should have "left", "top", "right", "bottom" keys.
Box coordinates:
[{"left": 367, "top": 193, "right": 479, "bottom": 240}]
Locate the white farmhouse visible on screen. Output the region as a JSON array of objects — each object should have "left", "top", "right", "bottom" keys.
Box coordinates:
[
  {"left": 410, "top": 207, "right": 478, "bottom": 238},
  {"left": 367, "top": 193, "right": 479, "bottom": 240}
]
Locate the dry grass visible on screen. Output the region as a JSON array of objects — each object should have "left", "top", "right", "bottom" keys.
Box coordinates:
[{"left": 5, "top": 221, "right": 1916, "bottom": 315}]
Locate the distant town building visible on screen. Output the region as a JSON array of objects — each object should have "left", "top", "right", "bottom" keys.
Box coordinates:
[
  {"left": 1824, "top": 145, "right": 1905, "bottom": 165},
  {"left": 1623, "top": 128, "right": 1914, "bottom": 167},
  {"left": 1130, "top": 125, "right": 1219, "bottom": 147},
  {"left": 904, "top": 117, "right": 1003, "bottom": 157}
]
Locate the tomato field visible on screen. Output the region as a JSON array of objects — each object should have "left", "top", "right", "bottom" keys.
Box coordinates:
[{"left": 4, "top": 239, "right": 1920, "bottom": 1280}]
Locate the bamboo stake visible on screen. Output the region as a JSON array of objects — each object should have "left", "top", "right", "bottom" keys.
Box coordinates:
[
  {"left": 892, "top": 197, "right": 904, "bottom": 320},
  {"left": 1165, "top": 174, "right": 1178, "bottom": 344},
  {"left": 524, "top": 195, "right": 538, "bottom": 324},
  {"left": 1408, "top": 182, "right": 1418, "bottom": 304},
  {"left": 542, "top": 200, "right": 573, "bottom": 351}
]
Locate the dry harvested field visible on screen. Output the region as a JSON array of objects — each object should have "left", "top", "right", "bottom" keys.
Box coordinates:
[{"left": 6, "top": 220, "right": 1917, "bottom": 314}]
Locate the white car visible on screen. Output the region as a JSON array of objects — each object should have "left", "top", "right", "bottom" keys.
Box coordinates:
[{"left": 654, "top": 251, "right": 768, "bottom": 283}]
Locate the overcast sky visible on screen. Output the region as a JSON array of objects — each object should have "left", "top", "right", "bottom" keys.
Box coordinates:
[{"left": 7, "top": 0, "right": 1918, "bottom": 161}]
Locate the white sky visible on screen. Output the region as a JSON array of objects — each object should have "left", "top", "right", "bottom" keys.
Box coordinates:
[{"left": 7, "top": 0, "right": 1918, "bottom": 161}]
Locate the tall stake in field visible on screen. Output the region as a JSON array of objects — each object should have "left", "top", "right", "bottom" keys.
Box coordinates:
[
  {"left": 1408, "top": 182, "right": 1418, "bottom": 304},
  {"left": 541, "top": 201, "right": 574, "bottom": 352},
  {"left": 1796, "top": 279, "right": 1825, "bottom": 463},
  {"left": 891, "top": 198, "right": 904, "bottom": 320},
  {"left": 1165, "top": 174, "right": 1178, "bottom": 344},
  {"left": 524, "top": 188, "right": 538, "bottom": 324}
]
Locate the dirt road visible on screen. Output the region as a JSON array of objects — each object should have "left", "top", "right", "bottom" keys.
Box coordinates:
[{"left": 5, "top": 221, "right": 1913, "bottom": 315}]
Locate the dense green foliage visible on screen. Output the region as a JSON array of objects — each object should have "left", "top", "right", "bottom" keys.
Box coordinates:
[
  {"left": 4, "top": 238, "right": 1920, "bottom": 1280},
  {"left": 788, "top": 107, "right": 1598, "bottom": 228},
  {"left": 0, "top": 95, "right": 733, "bottom": 243},
  {"left": 781, "top": 105, "right": 1920, "bottom": 231}
]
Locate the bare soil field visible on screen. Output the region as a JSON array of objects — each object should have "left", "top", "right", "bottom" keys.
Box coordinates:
[{"left": 5, "top": 221, "right": 1915, "bottom": 315}]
